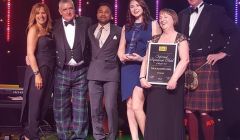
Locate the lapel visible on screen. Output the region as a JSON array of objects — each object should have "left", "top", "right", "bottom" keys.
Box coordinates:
[
  {"left": 89, "top": 24, "right": 100, "bottom": 49},
  {"left": 181, "top": 9, "right": 191, "bottom": 37},
  {"left": 95, "top": 24, "right": 117, "bottom": 58},
  {"left": 55, "top": 20, "right": 67, "bottom": 53},
  {"left": 190, "top": 4, "right": 210, "bottom": 38},
  {"left": 74, "top": 18, "right": 85, "bottom": 53},
  {"left": 101, "top": 24, "right": 116, "bottom": 49}
]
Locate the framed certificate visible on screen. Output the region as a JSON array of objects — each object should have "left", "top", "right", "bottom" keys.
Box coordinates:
[{"left": 146, "top": 42, "right": 178, "bottom": 85}]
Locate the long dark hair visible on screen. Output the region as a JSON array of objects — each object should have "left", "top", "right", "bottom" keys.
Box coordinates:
[{"left": 126, "top": 0, "right": 152, "bottom": 31}]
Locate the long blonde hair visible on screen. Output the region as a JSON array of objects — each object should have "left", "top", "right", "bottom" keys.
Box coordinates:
[{"left": 27, "top": 3, "right": 52, "bottom": 33}]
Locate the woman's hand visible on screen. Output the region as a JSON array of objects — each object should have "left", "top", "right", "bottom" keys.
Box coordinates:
[
  {"left": 126, "top": 53, "right": 143, "bottom": 62},
  {"left": 35, "top": 74, "right": 43, "bottom": 90},
  {"left": 140, "top": 78, "right": 152, "bottom": 88},
  {"left": 119, "top": 53, "right": 130, "bottom": 63},
  {"left": 166, "top": 78, "right": 177, "bottom": 90}
]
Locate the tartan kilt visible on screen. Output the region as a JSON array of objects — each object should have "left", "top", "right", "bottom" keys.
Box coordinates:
[{"left": 185, "top": 57, "right": 223, "bottom": 112}]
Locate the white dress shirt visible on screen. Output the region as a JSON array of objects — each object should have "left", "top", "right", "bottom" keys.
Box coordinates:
[
  {"left": 189, "top": 2, "right": 204, "bottom": 36},
  {"left": 62, "top": 18, "right": 78, "bottom": 65},
  {"left": 94, "top": 23, "right": 110, "bottom": 48}
]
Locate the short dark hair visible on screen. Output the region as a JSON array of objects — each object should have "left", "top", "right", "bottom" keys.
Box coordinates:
[
  {"left": 160, "top": 8, "right": 178, "bottom": 26},
  {"left": 97, "top": 2, "right": 113, "bottom": 14}
]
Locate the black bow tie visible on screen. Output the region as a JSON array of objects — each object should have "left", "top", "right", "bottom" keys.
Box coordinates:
[
  {"left": 190, "top": 7, "right": 198, "bottom": 14},
  {"left": 64, "top": 20, "right": 74, "bottom": 26},
  {"left": 189, "top": 3, "right": 204, "bottom": 14}
]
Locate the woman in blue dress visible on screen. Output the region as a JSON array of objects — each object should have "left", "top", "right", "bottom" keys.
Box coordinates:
[{"left": 117, "top": 0, "right": 161, "bottom": 139}]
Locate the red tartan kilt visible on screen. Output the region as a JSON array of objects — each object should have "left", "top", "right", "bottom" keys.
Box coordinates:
[{"left": 185, "top": 57, "right": 223, "bottom": 112}]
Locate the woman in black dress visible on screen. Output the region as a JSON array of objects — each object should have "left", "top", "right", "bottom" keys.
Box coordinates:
[
  {"left": 140, "top": 9, "right": 189, "bottom": 140},
  {"left": 20, "top": 3, "right": 55, "bottom": 140}
]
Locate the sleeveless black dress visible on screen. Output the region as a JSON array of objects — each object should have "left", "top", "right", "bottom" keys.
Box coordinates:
[
  {"left": 144, "top": 33, "right": 187, "bottom": 140},
  {"left": 20, "top": 34, "right": 55, "bottom": 139}
]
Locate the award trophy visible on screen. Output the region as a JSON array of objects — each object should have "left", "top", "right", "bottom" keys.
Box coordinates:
[{"left": 125, "top": 44, "right": 136, "bottom": 56}]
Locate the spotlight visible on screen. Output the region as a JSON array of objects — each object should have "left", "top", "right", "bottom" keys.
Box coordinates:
[
  {"left": 114, "top": 0, "right": 118, "bottom": 25},
  {"left": 235, "top": 0, "right": 239, "bottom": 24},
  {"left": 236, "top": 87, "right": 239, "bottom": 91},
  {"left": 156, "top": 0, "right": 160, "bottom": 20},
  {"left": 78, "top": 0, "right": 82, "bottom": 16}
]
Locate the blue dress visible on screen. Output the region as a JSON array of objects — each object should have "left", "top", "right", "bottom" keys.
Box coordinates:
[{"left": 121, "top": 22, "right": 152, "bottom": 101}]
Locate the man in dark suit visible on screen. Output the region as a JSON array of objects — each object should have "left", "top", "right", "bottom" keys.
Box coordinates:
[
  {"left": 178, "top": 0, "right": 238, "bottom": 140},
  {"left": 87, "top": 2, "right": 121, "bottom": 140},
  {"left": 52, "top": 0, "right": 92, "bottom": 139}
]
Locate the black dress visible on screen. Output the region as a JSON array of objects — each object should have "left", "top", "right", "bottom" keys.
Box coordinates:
[
  {"left": 144, "top": 33, "right": 186, "bottom": 140},
  {"left": 20, "top": 34, "right": 55, "bottom": 139}
]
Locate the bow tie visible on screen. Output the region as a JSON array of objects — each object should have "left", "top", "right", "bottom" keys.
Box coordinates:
[
  {"left": 64, "top": 20, "right": 74, "bottom": 26},
  {"left": 189, "top": 3, "right": 204, "bottom": 14},
  {"left": 190, "top": 7, "right": 198, "bottom": 14}
]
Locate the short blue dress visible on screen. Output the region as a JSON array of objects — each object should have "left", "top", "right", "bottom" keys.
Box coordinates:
[{"left": 121, "top": 22, "right": 152, "bottom": 101}]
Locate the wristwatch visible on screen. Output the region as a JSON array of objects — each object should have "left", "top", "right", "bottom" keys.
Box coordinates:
[{"left": 33, "top": 70, "right": 40, "bottom": 75}]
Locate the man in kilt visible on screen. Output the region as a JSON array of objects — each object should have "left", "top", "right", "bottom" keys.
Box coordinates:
[
  {"left": 178, "top": 0, "right": 238, "bottom": 140},
  {"left": 53, "top": 0, "right": 92, "bottom": 139}
]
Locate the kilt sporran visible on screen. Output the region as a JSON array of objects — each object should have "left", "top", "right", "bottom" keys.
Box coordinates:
[{"left": 185, "top": 62, "right": 208, "bottom": 91}]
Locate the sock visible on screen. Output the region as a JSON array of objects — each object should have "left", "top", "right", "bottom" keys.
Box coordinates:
[
  {"left": 186, "top": 113, "right": 199, "bottom": 140},
  {"left": 201, "top": 114, "right": 215, "bottom": 140}
]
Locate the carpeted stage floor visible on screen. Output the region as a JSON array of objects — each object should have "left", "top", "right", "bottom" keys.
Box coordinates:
[{"left": 0, "top": 130, "right": 140, "bottom": 140}]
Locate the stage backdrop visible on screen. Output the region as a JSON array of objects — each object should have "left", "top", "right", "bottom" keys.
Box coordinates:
[{"left": 0, "top": 0, "right": 239, "bottom": 139}]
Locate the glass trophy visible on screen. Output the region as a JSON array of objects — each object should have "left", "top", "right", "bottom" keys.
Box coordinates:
[{"left": 126, "top": 45, "right": 135, "bottom": 56}]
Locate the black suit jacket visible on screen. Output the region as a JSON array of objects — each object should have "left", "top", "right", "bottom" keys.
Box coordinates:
[
  {"left": 53, "top": 16, "right": 92, "bottom": 68},
  {"left": 178, "top": 3, "right": 238, "bottom": 56},
  {"left": 87, "top": 24, "right": 121, "bottom": 82}
]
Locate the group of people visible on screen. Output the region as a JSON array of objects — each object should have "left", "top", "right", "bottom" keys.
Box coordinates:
[{"left": 20, "top": 0, "right": 238, "bottom": 140}]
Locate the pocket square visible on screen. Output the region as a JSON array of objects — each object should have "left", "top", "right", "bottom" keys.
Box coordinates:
[{"left": 113, "top": 35, "right": 117, "bottom": 40}]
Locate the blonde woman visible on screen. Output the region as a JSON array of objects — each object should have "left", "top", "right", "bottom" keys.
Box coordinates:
[{"left": 20, "top": 3, "right": 55, "bottom": 140}]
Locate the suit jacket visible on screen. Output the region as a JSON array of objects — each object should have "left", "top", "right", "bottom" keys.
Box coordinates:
[
  {"left": 178, "top": 3, "right": 238, "bottom": 57},
  {"left": 53, "top": 16, "right": 92, "bottom": 68},
  {"left": 87, "top": 23, "right": 121, "bottom": 82}
]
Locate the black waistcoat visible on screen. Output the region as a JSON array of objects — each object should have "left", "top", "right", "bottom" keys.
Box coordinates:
[{"left": 64, "top": 36, "right": 83, "bottom": 64}]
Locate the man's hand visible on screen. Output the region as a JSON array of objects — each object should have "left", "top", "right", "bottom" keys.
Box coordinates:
[{"left": 207, "top": 52, "right": 227, "bottom": 65}]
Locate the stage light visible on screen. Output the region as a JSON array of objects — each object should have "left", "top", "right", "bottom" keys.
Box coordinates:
[
  {"left": 114, "top": 0, "right": 118, "bottom": 25},
  {"left": 78, "top": 0, "right": 82, "bottom": 16},
  {"left": 156, "top": 0, "right": 160, "bottom": 20},
  {"left": 236, "top": 87, "right": 239, "bottom": 91},
  {"left": 6, "top": 0, "right": 11, "bottom": 42},
  {"left": 41, "top": 0, "right": 45, "bottom": 4},
  {"left": 235, "top": 0, "right": 239, "bottom": 24}
]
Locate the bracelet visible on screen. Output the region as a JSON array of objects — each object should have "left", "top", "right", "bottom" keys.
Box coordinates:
[
  {"left": 139, "top": 76, "right": 145, "bottom": 80},
  {"left": 33, "top": 70, "right": 40, "bottom": 75}
]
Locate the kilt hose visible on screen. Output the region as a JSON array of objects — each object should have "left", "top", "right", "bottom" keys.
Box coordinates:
[
  {"left": 185, "top": 57, "right": 223, "bottom": 112},
  {"left": 53, "top": 67, "right": 89, "bottom": 140}
]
